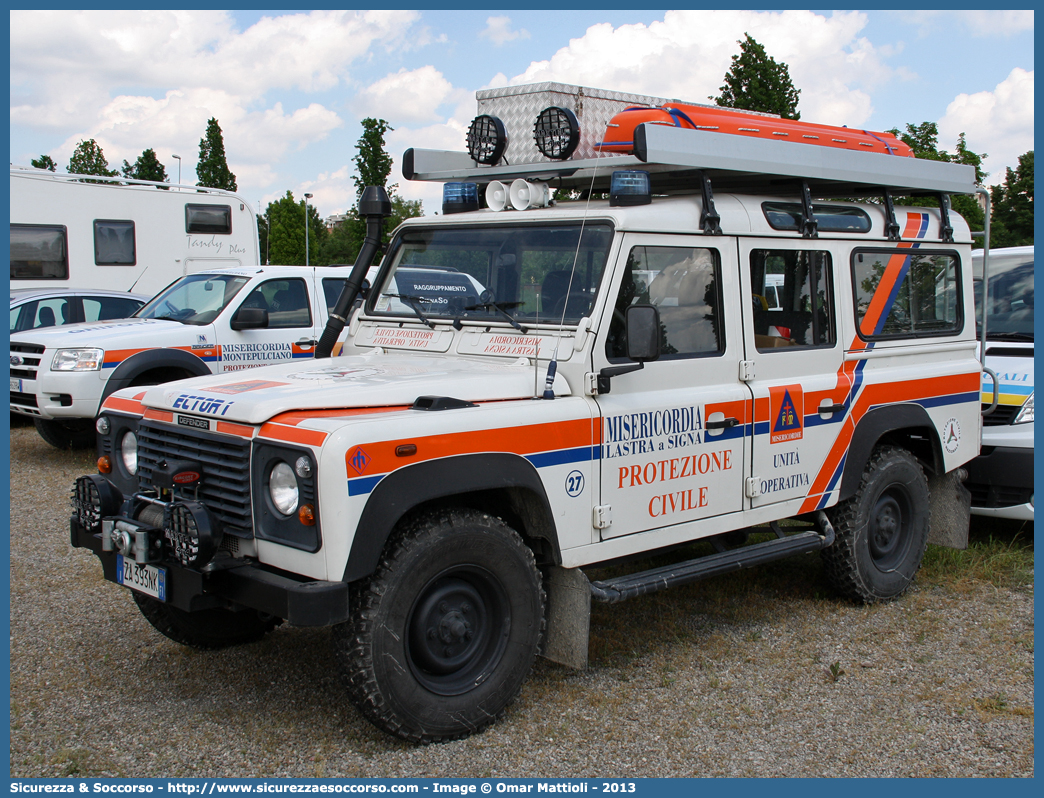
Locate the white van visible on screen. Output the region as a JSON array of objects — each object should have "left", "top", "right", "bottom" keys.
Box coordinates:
[
  {"left": 10, "top": 166, "right": 260, "bottom": 298},
  {"left": 969, "top": 246, "right": 1034, "bottom": 520}
]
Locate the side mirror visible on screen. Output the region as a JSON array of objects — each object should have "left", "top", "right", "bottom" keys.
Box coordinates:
[
  {"left": 230, "top": 306, "right": 268, "bottom": 330},
  {"left": 625, "top": 304, "right": 661, "bottom": 362}
]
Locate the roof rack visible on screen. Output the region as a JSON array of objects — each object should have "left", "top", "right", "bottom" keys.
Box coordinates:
[{"left": 403, "top": 83, "right": 978, "bottom": 201}]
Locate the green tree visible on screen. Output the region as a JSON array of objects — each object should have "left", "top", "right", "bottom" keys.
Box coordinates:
[
  {"left": 264, "top": 191, "right": 328, "bottom": 266},
  {"left": 887, "top": 122, "right": 987, "bottom": 235},
  {"left": 318, "top": 118, "right": 423, "bottom": 266},
  {"left": 67, "top": 139, "right": 118, "bottom": 178},
  {"left": 30, "top": 155, "right": 56, "bottom": 171},
  {"left": 121, "top": 148, "right": 169, "bottom": 185},
  {"left": 715, "top": 33, "right": 801, "bottom": 120},
  {"left": 989, "top": 150, "right": 1033, "bottom": 248},
  {"left": 196, "top": 117, "right": 237, "bottom": 191}
]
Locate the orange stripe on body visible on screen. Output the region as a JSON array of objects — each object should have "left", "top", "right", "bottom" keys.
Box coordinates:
[
  {"left": 143, "top": 408, "right": 173, "bottom": 422},
  {"left": 348, "top": 418, "right": 597, "bottom": 478},
  {"left": 269, "top": 405, "right": 411, "bottom": 426},
  {"left": 259, "top": 423, "right": 329, "bottom": 447},
  {"left": 217, "top": 421, "right": 255, "bottom": 438},
  {"left": 101, "top": 394, "right": 146, "bottom": 414}
]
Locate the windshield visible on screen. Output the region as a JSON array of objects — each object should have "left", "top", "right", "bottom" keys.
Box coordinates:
[
  {"left": 370, "top": 223, "right": 614, "bottom": 326},
  {"left": 136, "top": 273, "right": 251, "bottom": 326},
  {"left": 973, "top": 254, "right": 1033, "bottom": 339}
]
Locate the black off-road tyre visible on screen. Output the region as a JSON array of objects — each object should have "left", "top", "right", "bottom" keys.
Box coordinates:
[
  {"left": 34, "top": 417, "right": 94, "bottom": 449},
  {"left": 822, "top": 446, "right": 930, "bottom": 603},
  {"left": 334, "top": 509, "right": 545, "bottom": 743},
  {"left": 132, "top": 592, "right": 282, "bottom": 649}
]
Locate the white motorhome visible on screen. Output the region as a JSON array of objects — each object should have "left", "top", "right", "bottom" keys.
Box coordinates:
[{"left": 10, "top": 166, "right": 260, "bottom": 298}]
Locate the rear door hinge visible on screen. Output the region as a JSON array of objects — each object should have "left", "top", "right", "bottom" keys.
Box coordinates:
[
  {"left": 739, "top": 360, "right": 756, "bottom": 381},
  {"left": 593, "top": 505, "right": 612, "bottom": 529},
  {"left": 745, "top": 478, "right": 761, "bottom": 498}
]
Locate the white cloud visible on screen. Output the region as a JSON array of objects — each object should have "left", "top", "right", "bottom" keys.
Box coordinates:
[
  {"left": 507, "top": 10, "right": 888, "bottom": 126},
  {"left": 895, "top": 10, "right": 1034, "bottom": 38},
  {"left": 355, "top": 67, "right": 460, "bottom": 125},
  {"left": 480, "top": 17, "right": 531, "bottom": 46},
  {"left": 938, "top": 68, "right": 1034, "bottom": 185}
]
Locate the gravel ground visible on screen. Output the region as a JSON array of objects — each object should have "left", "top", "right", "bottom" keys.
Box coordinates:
[{"left": 8, "top": 422, "right": 1034, "bottom": 778}]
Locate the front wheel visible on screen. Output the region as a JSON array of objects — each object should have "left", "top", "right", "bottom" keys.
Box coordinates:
[
  {"left": 34, "top": 417, "right": 94, "bottom": 449},
  {"left": 334, "top": 509, "right": 545, "bottom": 743},
  {"left": 822, "top": 446, "right": 930, "bottom": 603}
]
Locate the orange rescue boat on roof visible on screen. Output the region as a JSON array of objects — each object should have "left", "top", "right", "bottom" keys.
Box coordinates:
[{"left": 596, "top": 104, "right": 914, "bottom": 158}]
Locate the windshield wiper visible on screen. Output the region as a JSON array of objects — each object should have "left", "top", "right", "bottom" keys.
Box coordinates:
[
  {"left": 382, "top": 293, "right": 436, "bottom": 329},
  {"left": 465, "top": 291, "right": 528, "bottom": 334}
]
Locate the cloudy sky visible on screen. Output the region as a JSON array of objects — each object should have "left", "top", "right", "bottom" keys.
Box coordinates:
[{"left": 9, "top": 9, "right": 1035, "bottom": 220}]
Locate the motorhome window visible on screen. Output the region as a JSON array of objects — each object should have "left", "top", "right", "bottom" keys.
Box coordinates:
[
  {"left": 238, "top": 278, "right": 312, "bottom": 328},
  {"left": 762, "top": 202, "right": 871, "bottom": 233},
  {"left": 750, "top": 249, "right": 836, "bottom": 351},
  {"left": 136, "top": 273, "right": 250, "bottom": 326},
  {"left": 372, "top": 223, "right": 613, "bottom": 326},
  {"left": 94, "top": 219, "right": 136, "bottom": 265},
  {"left": 186, "top": 204, "right": 232, "bottom": 234},
  {"left": 853, "top": 249, "right": 961, "bottom": 339},
  {"left": 606, "top": 246, "right": 724, "bottom": 361},
  {"left": 10, "top": 224, "right": 68, "bottom": 280}
]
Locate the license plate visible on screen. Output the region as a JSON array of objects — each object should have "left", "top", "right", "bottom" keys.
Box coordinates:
[
  {"left": 10, "top": 378, "right": 22, "bottom": 392},
  {"left": 116, "top": 555, "right": 167, "bottom": 601}
]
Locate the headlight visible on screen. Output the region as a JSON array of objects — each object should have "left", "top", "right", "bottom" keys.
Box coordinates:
[
  {"left": 120, "top": 430, "right": 138, "bottom": 475},
  {"left": 51, "top": 348, "right": 104, "bottom": 371},
  {"left": 1014, "top": 392, "right": 1034, "bottom": 424},
  {"left": 269, "top": 461, "right": 299, "bottom": 515},
  {"left": 96, "top": 416, "right": 110, "bottom": 435}
]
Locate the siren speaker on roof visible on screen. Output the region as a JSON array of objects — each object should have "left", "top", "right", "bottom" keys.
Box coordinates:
[{"left": 485, "top": 181, "right": 509, "bottom": 212}]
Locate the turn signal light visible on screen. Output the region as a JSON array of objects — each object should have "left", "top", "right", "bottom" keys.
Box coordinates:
[
  {"left": 299, "top": 504, "right": 316, "bottom": 526},
  {"left": 97, "top": 456, "right": 112, "bottom": 474}
]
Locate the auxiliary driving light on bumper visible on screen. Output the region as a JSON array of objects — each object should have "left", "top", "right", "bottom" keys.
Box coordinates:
[
  {"left": 165, "top": 501, "right": 222, "bottom": 568},
  {"left": 71, "top": 475, "right": 124, "bottom": 534}
]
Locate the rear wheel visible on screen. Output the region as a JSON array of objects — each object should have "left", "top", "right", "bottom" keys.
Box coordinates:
[
  {"left": 132, "top": 592, "right": 282, "bottom": 649},
  {"left": 823, "top": 446, "right": 930, "bottom": 603},
  {"left": 34, "top": 417, "right": 94, "bottom": 449},
  {"left": 334, "top": 509, "right": 545, "bottom": 743}
]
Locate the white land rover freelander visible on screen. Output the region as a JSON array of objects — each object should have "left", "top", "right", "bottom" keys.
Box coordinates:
[{"left": 70, "top": 84, "right": 991, "bottom": 744}]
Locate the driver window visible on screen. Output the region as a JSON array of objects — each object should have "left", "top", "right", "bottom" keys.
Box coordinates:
[
  {"left": 238, "top": 279, "right": 312, "bottom": 329},
  {"left": 606, "top": 246, "right": 723, "bottom": 361}
]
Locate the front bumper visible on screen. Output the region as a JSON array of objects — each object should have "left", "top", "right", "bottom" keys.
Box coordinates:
[
  {"left": 71, "top": 518, "right": 349, "bottom": 626},
  {"left": 965, "top": 445, "right": 1034, "bottom": 520}
]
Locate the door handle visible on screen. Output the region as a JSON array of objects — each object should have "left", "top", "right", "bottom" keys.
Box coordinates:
[
  {"left": 819, "top": 403, "right": 846, "bottom": 414},
  {"left": 296, "top": 338, "right": 317, "bottom": 347},
  {"left": 706, "top": 417, "right": 739, "bottom": 430}
]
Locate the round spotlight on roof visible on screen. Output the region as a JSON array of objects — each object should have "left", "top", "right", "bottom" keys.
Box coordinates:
[
  {"left": 533, "top": 107, "right": 580, "bottom": 160},
  {"left": 466, "top": 115, "right": 507, "bottom": 165}
]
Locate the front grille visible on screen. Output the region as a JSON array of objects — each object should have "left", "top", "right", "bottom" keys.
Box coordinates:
[
  {"left": 982, "top": 403, "right": 1020, "bottom": 426},
  {"left": 10, "top": 391, "right": 38, "bottom": 408},
  {"left": 136, "top": 420, "right": 252, "bottom": 534},
  {"left": 10, "top": 342, "right": 45, "bottom": 380}
]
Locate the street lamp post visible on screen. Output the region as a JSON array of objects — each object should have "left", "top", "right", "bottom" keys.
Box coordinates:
[
  {"left": 304, "top": 193, "right": 313, "bottom": 266},
  {"left": 172, "top": 154, "right": 181, "bottom": 189}
]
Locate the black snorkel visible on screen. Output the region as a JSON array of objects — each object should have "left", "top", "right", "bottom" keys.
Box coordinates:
[{"left": 314, "top": 185, "right": 392, "bottom": 359}]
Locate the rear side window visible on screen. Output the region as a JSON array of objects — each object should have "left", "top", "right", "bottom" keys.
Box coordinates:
[
  {"left": 323, "top": 278, "right": 347, "bottom": 314},
  {"left": 83, "top": 296, "right": 145, "bottom": 322},
  {"left": 853, "top": 249, "right": 961, "bottom": 339},
  {"left": 750, "top": 249, "right": 835, "bottom": 351},
  {"left": 762, "top": 202, "right": 871, "bottom": 233},
  {"left": 186, "top": 204, "right": 232, "bottom": 234},
  {"left": 11, "top": 224, "right": 68, "bottom": 280},
  {"left": 94, "top": 219, "right": 136, "bottom": 265}
]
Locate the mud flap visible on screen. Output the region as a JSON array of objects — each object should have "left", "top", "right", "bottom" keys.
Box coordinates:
[
  {"left": 541, "top": 566, "right": 591, "bottom": 669},
  {"left": 927, "top": 467, "right": 971, "bottom": 550}
]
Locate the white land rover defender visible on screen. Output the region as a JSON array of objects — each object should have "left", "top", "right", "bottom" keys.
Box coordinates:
[
  {"left": 11, "top": 265, "right": 361, "bottom": 449},
  {"left": 71, "top": 84, "right": 990, "bottom": 744}
]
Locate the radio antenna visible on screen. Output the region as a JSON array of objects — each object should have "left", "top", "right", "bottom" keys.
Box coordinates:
[{"left": 541, "top": 122, "right": 608, "bottom": 400}]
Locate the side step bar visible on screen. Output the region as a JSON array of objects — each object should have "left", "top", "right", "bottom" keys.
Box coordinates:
[{"left": 589, "top": 511, "right": 835, "bottom": 604}]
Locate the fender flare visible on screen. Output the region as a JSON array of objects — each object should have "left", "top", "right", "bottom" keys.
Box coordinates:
[
  {"left": 840, "top": 404, "right": 943, "bottom": 500},
  {"left": 102, "top": 348, "right": 213, "bottom": 401},
  {"left": 342, "top": 452, "right": 560, "bottom": 583}
]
